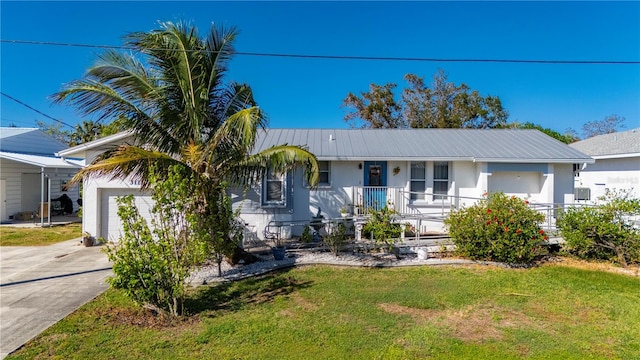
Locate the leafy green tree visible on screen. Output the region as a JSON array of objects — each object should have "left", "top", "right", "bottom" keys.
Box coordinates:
[
  {"left": 107, "top": 165, "right": 206, "bottom": 316},
  {"left": 505, "top": 122, "right": 578, "bottom": 144},
  {"left": 343, "top": 83, "right": 404, "bottom": 128},
  {"left": 53, "top": 21, "right": 319, "bottom": 259},
  {"left": 343, "top": 69, "right": 509, "bottom": 129}
]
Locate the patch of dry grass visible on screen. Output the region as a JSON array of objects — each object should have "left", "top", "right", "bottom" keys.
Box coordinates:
[
  {"left": 543, "top": 256, "right": 640, "bottom": 277},
  {"left": 0, "top": 223, "right": 82, "bottom": 246}
]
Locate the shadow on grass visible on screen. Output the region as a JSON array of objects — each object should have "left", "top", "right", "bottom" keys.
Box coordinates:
[{"left": 184, "top": 269, "right": 313, "bottom": 316}]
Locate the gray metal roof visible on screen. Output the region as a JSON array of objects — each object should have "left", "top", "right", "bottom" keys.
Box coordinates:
[
  {"left": 569, "top": 128, "right": 640, "bottom": 157},
  {"left": 254, "top": 129, "right": 594, "bottom": 163},
  {"left": 0, "top": 127, "right": 68, "bottom": 156},
  {"left": 0, "top": 151, "right": 83, "bottom": 168}
]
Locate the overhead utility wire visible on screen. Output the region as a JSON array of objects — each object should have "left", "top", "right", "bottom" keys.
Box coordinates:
[
  {"left": 0, "top": 92, "right": 74, "bottom": 128},
  {"left": 2, "top": 39, "right": 638, "bottom": 65}
]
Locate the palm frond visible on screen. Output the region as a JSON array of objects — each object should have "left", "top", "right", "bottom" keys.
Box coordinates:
[
  {"left": 203, "top": 106, "right": 263, "bottom": 159},
  {"left": 224, "top": 145, "right": 319, "bottom": 188},
  {"left": 55, "top": 21, "right": 320, "bottom": 197},
  {"left": 72, "top": 145, "right": 181, "bottom": 189}
]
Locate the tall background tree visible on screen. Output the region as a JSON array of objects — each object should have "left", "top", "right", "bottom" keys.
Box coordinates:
[
  {"left": 505, "top": 122, "right": 579, "bottom": 144},
  {"left": 36, "top": 118, "right": 127, "bottom": 146},
  {"left": 52, "top": 21, "right": 319, "bottom": 307},
  {"left": 343, "top": 69, "right": 509, "bottom": 129},
  {"left": 580, "top": 114, "right": 626, "bottom": 139},
  {"left": 36, "top": 120, "right": 70, "bottom": 144}
]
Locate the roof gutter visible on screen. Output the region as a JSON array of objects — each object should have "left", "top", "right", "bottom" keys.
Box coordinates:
[
  {"left": 473, "top": 157, "right": 595, "bottom": 164},
  {"left": 590, "top": 153, "right": 640, "bottom": 160},
  {"left": 56, "top": 130, "right": 134, "bottom": 157}
]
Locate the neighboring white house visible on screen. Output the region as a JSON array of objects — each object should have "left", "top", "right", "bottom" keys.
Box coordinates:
[
  {"left": 0, "top": 128, "right": 82, "bottom": 224},
  {"left": 569, "top": 128, "right": 640, "bottom": 202},
  {"left": 58, "top": 128, "right": 593, "bottom": 241}
]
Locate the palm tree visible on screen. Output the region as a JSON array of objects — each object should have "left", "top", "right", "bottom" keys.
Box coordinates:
[
  {"left": 68, "top": 120, "right": 103, "bottom": 146},
  {"left": 53, "top": 21, "right": 318, "bottom": 249}
]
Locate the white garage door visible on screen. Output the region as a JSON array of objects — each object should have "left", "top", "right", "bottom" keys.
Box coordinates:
[
  {"left": 488, "top": 171, "right": 541, "bottom": 197},
  {"left": 100, "top": 189, "right": 153, "bottom": 242}
]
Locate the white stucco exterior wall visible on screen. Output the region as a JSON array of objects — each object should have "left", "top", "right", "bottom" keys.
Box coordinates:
[
  {"left": 453, "top": 161, "right": 480, "bottom": 208},
  {"left": 81, "top": 175, "right": 144, "bottom": 239},
  {"left": 574, "top": 156, "right": 640, "bottom": 201},
  {"left": 553, "top": 163, "right": 574, "bottom": 205}
]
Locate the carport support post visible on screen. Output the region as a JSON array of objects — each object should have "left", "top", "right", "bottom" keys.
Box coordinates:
[
  {"left": 40, "top": 167, "right": 44, "bottom": 226},
  {"left": 47, "top": 176, "right": 51, "bottom": 225}
]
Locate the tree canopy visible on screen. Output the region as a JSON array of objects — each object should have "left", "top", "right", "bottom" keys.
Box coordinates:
[
  {"left": 504, "top": 122, "right": 579, "bottom": 144},
  {"left": 581, "top": 114, "right": 626, "bottom": 139},
  {"left": 52, "top": 21, "right": 319, "bottom": 270},
  {"left": 36, "top": 118, "right": 126, "bottom": 146},
  {"left": 53, "top": 21, "right": 319, "bottom": 190},
  {"left": 343, "top": 70, "right": 509, "bottom": 129}
]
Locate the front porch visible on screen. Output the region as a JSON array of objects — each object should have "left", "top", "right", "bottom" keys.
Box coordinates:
[
  {"left": 351, "top": 186, "right": 453, "bottom": 216},
  {"left": 350, "top": 186, "right": 560, "bottom": 233}
]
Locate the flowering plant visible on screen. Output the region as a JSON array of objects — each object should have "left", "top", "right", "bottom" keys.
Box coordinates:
[{"left": 445, "top": 192, "right": 546, "bottom": 264}]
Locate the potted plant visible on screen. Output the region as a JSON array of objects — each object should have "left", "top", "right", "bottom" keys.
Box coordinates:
[
  {"left": 82, "top": 232, "right": 94, "bottom": 247},
  {"left": 339, "top": 205, "right": 350, "bottom": 218},
  {"left": 270, "top": 231, "right": 287, "bottom": 260}
]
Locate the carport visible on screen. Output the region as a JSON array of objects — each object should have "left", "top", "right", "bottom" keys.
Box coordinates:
[{"left": 0, "top": 152, "right": 82, "bottom": 226}]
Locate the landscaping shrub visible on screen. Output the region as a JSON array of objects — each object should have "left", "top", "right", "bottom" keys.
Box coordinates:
[
  {"left": 324, "top": 221, "right": 347, "bottom": 255},
  {"left": 300, "top": 226, "right": 313, "bottom": 243},
  {"left": 105, "top": 165, "right": 206, "bottom": 316},
  {"left": 362, "top": 205, "right": 402, "bottom": 251},
  {"left": 557, "top": 191, "right": 640, "bottom": 267},
  {"left": 445, "top": 192, "right": 546, "bottom": 264}
]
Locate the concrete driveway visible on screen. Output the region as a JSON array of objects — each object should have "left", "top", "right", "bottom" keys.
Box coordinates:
[{"left": 0, "top": 239, "right": 112, "bottom": 358}]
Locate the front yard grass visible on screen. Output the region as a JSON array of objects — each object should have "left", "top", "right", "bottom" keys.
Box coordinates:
[
  {"left": 0, "top": 223, "right": 82, "bottom": 246},
  {"left": 8, "top": 263, "right": 640, "bottom": 359}
]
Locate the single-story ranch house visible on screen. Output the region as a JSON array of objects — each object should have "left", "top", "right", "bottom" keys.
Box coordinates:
[
  {"left": 0, "top": 128, "right": 82, "bottom": 224},
  {"left": 569, "top": 128, "right": 640, "bottom": 202},
  {"left": 59, "top": 128, "right": 593, "bottom": 242}
]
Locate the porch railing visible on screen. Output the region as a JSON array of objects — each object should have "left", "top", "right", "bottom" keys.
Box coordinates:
[
  {"left": 351, "top": 186, "right": 405, "bottom": 214},
  {"left": 351, "top": 187, "right": 577, "bottom": 232}
]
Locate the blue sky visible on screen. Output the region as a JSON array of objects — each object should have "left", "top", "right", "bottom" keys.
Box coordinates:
[{"left": 1, "top": 1, "right": 639, "bottom": 136}]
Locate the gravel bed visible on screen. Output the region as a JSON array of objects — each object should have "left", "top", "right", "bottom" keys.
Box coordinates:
[{"left": 188, "top": 249, "right": 479, "bottom": 285}]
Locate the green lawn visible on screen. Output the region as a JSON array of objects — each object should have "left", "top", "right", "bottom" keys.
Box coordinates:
[
  {"left": 0, "top": 223, "right": 82, "bottom": 246},
  {"left": 8, "top": 263, "right": 640, "bottom": 359}
]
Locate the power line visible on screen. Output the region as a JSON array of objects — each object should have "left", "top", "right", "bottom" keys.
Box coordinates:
[
  {"left": 0, "top": 92, "right": 74, "bottom": 128},
  {"left": 1, "top": 39, "right": 638, "bottom": 65},
  {"left": 0, "top": 118, "right": 38, "bottom": 127}
]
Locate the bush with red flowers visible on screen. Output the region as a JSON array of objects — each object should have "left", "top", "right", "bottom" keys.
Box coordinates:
[{"left": 445, "top": 192, "right": 546, "bottom": 264}]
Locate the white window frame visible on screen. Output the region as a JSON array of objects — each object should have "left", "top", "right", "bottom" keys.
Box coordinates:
[
  {"left": 262, "top": 169, "right": 287, "bottom": 207},
  {"left": 409, "top": 161, "right": 426, "bottom": 201},
  {"left": 433, "top": 161, "right": 449, "bottom": 201},
  {"left": 304, "top": 161, "right": 331, "bottom": 188},
  {"left": 318, "top": 161, "right": 331, "bottom": 187}
]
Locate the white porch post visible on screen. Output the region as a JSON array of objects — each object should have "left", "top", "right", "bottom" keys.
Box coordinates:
[{"left": 479, "top": 162, "right": 490, "bottom": 196}]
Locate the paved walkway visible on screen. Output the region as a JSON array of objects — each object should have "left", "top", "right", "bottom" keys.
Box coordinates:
[{"left": 0, "top": 239, "right": 112, "bottom": 358}]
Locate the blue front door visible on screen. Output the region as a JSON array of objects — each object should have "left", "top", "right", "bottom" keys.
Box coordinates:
[{"left": 363, "top": 161, "right": 387, "bottom": 210}]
